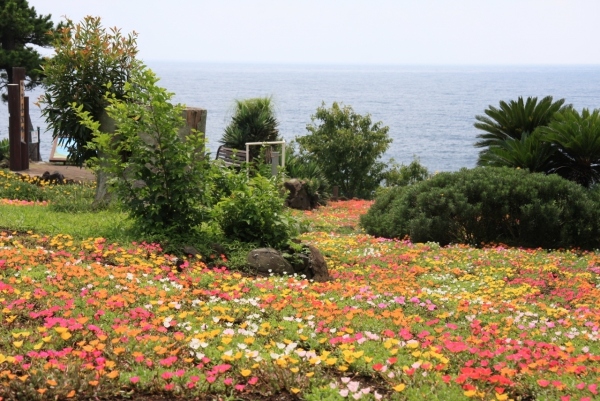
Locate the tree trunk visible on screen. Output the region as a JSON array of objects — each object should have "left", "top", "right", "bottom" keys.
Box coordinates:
[{"left": 93, "top": 111, "right": 115, "bottom": 206}]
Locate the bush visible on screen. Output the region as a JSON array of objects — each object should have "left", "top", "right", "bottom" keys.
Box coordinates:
[
  {"left": 211, "top": 169, "right": 297, "bottom": 249},
  {"left": 76, "top": 67, "right": 210, "bottom": 240},
  {"left": 297, "top": 102, "right": 391, "bottom": 199},
  {"left": 380, "top": 157, "right": 430, "bottom": 187},
  {"left": 361, "top": 167, "right": 600, "bottom": 250},
  {"left": 0, "top": 138, "right": 9, "bottom": 161}
]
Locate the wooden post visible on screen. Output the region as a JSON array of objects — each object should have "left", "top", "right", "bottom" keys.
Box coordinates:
[
  {"left": 8, "top": 84, "right": 22, "bottom": 171},
  {"left": 179, "top": 107, "right": 207, "bottom": 139},
  {"left": 8, "top": 67, "right": 28, "bottom": 171},
  {"left": 22, "top": 97, "right": 30, "bottom": 170},
  {"left": 332, "top": 185, "right": 339, "bottom": 201}
]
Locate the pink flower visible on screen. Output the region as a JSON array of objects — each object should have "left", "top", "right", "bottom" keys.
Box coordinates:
[
  {"left": 214, "top": 364, "right": 231, "bottom": 374},
  {"left": 161, "top": 372, "right": 173, "bottom": 380},
  {"left": 206, "top": 376, "right": 216, "bottom": 383},
  {"left": 130, "top": 376, "right": 140, "bottom": 384},
  {"left": 248, "top": 377, "right": 259, "bottom": 385},
  {"left": 223, "top": 377, "right": 233, "bottom": 386},
  {"left": 235, "top": 384, "right": 245, "bottom": 391},
  {"left": 175, "top": 369, "right": 185, "bottom": 377},
  {"left": 164, "top": 383, "right": 174, "bottom": 391}
]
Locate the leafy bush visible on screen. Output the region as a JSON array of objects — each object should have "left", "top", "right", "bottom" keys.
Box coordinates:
[
  {"left": 0, "top": 138, "right": 9, "bottom": 161},
  {"left": 76, "top": 67, "right": 210, "bottom": 240},
  {"left": 211, "top": 169, "right": 297, "bottom": 248},
  {"left": 361, "top": 167, "right": 600, "bottom": 250},
  {"left": 381, "top": 157, "right": 430, "bottom": 188},
  {"left": 297, "top": 102, "right": 391, "bottom": 199}
]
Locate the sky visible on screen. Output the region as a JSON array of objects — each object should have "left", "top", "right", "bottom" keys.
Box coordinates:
[{"left": 28, "top": 0, "right": 600, "bottom": 65}]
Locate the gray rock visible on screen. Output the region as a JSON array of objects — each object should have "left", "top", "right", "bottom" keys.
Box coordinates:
[{"left": 247, "top": 248, "right": 295, "bottom": 276}]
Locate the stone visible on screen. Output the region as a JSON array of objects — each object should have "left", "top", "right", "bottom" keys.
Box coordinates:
[
  {"left": 246, "top": 244, "right": 331, "bottom": 282},
  {"left": 247, "top": 248, "right": 295, "bottom": 276},
  {"left": 306, "top": 244, "right": 331, "bottom": 282},
  {"left": 284, "top": 179, "right": 312, "bottom": 210}
]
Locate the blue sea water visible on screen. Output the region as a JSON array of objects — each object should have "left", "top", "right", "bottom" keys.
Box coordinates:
[{"left": 3, "top": 63, "right": 600, "bottom": 172}]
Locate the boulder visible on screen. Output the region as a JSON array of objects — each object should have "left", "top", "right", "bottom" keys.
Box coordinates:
[
  {"left": 306, "top": 244, "right": 330, "bottom": 282},
  {"left": 247, "top": 248, "right": 295, "bottom": 276},
  {"left": 284, "top": 178, "right": 311, "bottom": 210},
  {"left": 247, "top": 244, "right": 331, "bottom": 282}
]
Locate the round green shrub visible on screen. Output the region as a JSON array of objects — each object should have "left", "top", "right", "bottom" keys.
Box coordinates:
[{"left": 360, "top": 167, "right": 600, "bottom": 249}]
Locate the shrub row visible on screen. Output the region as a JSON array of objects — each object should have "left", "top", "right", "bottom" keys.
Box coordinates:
[{"left": 361, "top": 167, "right": 600, "bottom": 250}]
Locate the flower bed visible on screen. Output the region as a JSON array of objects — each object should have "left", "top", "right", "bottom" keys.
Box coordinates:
[{"left": 0, "top": 201, "right": 599, "bottom": 400}]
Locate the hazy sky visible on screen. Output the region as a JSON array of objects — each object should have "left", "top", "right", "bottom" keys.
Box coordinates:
[{"left": 29, "top": 0, "right": 600, "bottom": 65}]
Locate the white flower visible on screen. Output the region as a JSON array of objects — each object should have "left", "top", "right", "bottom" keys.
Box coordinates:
[{"left": 189, "top": 338, "right": 201, "bottom": 350}]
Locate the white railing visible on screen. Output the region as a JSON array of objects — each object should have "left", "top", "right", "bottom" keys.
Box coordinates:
[{"left": 245, "top": 141, "right": 286, "bottom": 169}]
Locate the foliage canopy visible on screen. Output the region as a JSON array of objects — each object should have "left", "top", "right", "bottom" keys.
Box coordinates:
[
  {"left": 297, "top": 101, "right": 391, "bottom": 199},
  {"left": 41, "top": 16, "right": 140, "bottom": 166},
  {"left": 0, "top": 0, "right": 54, "bottom": 99}
]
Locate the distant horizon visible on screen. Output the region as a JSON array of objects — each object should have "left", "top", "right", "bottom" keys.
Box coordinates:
[{"left": 143, "top": 60, "right": 600, "bottom": 67}]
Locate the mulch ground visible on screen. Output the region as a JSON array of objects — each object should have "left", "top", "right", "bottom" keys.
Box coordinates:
[{"left": 17, "top": 162, "right": 96, "bottom": 182}]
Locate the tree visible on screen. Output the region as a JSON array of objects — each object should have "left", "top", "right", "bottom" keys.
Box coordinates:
[
  {"left": 0, "top": 0, "right": 54, "bottom": 99},
  {"left": 474, "top": 96, "right": 566, "bottom": 165},
  {"left": 297, "top": 102, "right": 391, "bottom": 199},
  {"left": 41, "top": 16, "right": 140, "bottom": 203},
  {"left": 220, "top": 97, "right": 280, "bottom": 161},
  {"left": 41, "top": 16, "right": 139, "bottom": 167},
  {"left": 538, "top": 108, "right": 600, "bottom": 188}
]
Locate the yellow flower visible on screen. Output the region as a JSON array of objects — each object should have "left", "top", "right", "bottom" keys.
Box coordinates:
[{"left": 393, "top": 383, "right": 406, "bottom": 392}]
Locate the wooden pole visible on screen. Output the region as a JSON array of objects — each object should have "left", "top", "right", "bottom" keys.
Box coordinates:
[
  {"left": 22, "top": 97, "right": 30, "bottom": 170},
  {"left": 8, "top": 84, "right": 22, "bottom": 171},
  {"left": 9, "top": 67, "right": 27, "bottom": 171}
]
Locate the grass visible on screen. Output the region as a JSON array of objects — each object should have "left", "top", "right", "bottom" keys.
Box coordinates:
[{"left": 0, "top": 172, "right": 599, "bottom": 400}]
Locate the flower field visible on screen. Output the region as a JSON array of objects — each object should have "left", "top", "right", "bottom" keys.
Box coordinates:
[{"left": 0, "top": 199, "right": 599, "bottom": 400}]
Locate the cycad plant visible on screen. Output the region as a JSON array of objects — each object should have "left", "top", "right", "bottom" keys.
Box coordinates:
[
  {"left": 474, "top": 96, "right": 566, "bottom": 164},
  {"left": 476, "top": 132, "right": 556, "bottom": 173},
  {"left": 220, "top": 97, "right": 281, "bottom": 161},
  {"left": 538, "top": 108, "right": 600, "bottom": 187}
]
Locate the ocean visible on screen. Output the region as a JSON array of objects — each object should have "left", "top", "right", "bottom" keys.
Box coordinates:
[{"left": 2, "top": 63, "right": 600, "bottom": 172}]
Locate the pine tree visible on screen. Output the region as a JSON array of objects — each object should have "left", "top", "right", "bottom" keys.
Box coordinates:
[{"left": 0, "top": 0, "right": 54, "bottom": 99}]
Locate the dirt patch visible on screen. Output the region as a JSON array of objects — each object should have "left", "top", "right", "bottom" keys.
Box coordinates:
[{"left": 18, "top": 162, "right": 95, "bottom": 183}]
